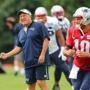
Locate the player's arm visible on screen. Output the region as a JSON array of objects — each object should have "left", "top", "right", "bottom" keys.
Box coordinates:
[
  {"left": 76, "top": 51, "right": 90, "bottom": 58},
  {"left": 63, "top": 45, "right": 75, "bottom": 57},
  {"left": 56, "top": 29, "right": 65, "bottom": 47},
  {"left": 55, "top": 20, "right": 66, "bottom": 59},
  {"left": 56, "top": 29, "right": 67, "bottom": 60},
  {"left": 87, "top": 52, "right": 90, "bottom": 58},
  {"left": 63, "top": 26, "right": 76, "bottom": 57},
  {"left": 54, "top": 17, "right": 65, "bottom": 47}
]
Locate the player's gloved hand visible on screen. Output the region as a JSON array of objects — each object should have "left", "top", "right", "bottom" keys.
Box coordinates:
[{"left": 58, "top": 47, "right": 67, "bottom": 61}]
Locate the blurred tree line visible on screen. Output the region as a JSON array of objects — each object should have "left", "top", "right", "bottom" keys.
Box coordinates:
[{"left": 0, "top": 0, "right": 89, "bottom": 52}]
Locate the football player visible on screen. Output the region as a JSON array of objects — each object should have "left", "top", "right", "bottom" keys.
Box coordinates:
[
  {"left": 64, "top": 7, "right": 90, "bottom": 90},
  {"left": 51, "top": 5, "right": 71, "bottom": 90},
  {"left": 35, "top": 7, "right": 71, "bottom": 90}
]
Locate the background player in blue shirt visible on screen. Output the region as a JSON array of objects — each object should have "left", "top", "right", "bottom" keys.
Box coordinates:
[
  {"left": 5, "top": 16, "right": 25, "bottom": 76},
  {"left": 0, "top": 9, "right": 50, "bottom": 90}
]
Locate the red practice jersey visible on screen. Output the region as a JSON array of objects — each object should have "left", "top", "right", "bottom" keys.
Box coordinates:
[{"left": 66, "top": 25, "right": 90, "bottom": 71}]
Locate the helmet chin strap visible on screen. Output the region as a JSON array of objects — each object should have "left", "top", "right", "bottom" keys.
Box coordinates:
[{"left": 76, "top": 24, "right": 85, "bottom": 36}]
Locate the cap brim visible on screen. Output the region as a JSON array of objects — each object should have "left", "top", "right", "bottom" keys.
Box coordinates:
[{"left": 18, "top": 9, "right": 32, "bottom": 16}]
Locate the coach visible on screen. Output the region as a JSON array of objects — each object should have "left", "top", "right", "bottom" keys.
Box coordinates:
[{"left": 0, "top": 9, "right": 50, "bottom": 90}]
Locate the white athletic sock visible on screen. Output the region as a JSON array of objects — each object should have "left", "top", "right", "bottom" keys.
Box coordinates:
[
  {"left": 20, "top": 68, "right": 25, "bottom": 75},
  {"left": 72, "top": 86, "right": 74, "bottom": 90}
]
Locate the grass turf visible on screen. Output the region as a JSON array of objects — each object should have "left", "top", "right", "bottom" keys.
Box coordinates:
[{"left": 0, "top": 66, "right": 71, "bottom": 90}]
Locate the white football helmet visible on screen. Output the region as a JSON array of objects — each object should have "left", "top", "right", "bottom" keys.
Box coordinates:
[
  {"left": 34, "top": 7, "right": 47, "bottom": 23},
  {"left": 35, "top": 7, "right": 47, "bottom": 16},
  {"left": 73, "top": 7, "right": 90, "bottom": 25},
  {"left": 51, "top": 5, "right": 64, "bottom": 19}
]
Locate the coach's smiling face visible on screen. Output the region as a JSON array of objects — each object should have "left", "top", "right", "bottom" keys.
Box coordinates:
[{"left": 19, "top": 13, "right": 32, "bottom": 27}]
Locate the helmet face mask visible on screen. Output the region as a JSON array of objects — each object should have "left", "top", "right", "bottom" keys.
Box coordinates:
[
  {"left": 51, "top": 5, "right": 64, "bottom": 19},
  {"left": 52, "top": 11, "right": 64, "bottom": 19},
  {"left": 35, "top": 14, "right": 47, "bottom": 23},
  {"left": 35, "top": 7, "right": 47, "bottom": 23}
]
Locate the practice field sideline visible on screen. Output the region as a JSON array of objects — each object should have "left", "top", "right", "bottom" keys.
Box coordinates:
[{"left": 0, "top": 65, "right": 71, "bottom": 90}]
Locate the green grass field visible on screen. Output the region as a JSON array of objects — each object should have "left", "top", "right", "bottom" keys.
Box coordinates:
[{"left": 0, "top": 66, "right": 71, "bottom": 90}]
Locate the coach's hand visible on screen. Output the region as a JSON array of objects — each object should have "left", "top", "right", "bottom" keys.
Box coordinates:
[
  {"left": 38, "top": 54, "right": 45, "bottom": 64},
  {"left": 0, "top": 52, "right": 8, "bottom": 60}
]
